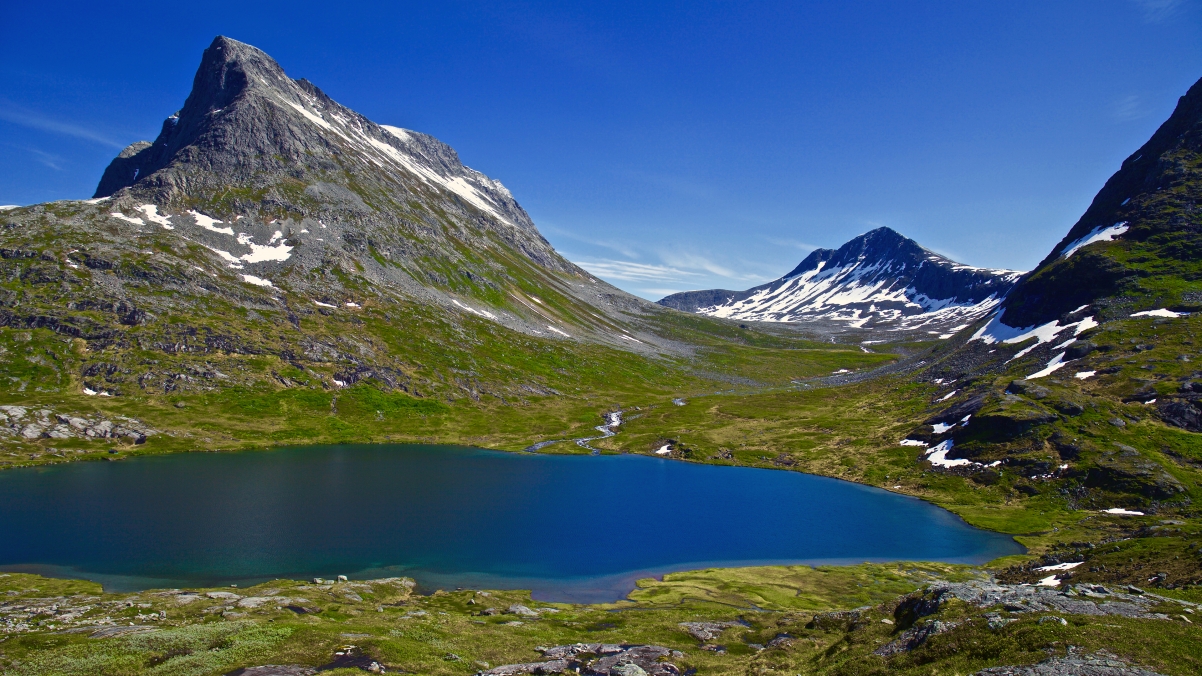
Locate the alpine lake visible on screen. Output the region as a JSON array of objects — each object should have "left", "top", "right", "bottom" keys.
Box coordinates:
[{"left": 0, "top": 444, "right": 1021, "bottom": 602}]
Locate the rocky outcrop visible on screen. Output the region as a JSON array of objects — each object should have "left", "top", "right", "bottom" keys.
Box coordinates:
[
  {"left": 479, "top": 644, "right": 682, "bottom": 676},
  {"left": 972, "top": 651, "right": 1167, "bottom": 676},
  {"left": 0, "top": 405, "right": 155, "bottom": 444}
]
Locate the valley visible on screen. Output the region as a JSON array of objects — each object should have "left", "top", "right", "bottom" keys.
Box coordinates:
[{"left": 0, "top": 34, "right": 1200, "bottom": 675}]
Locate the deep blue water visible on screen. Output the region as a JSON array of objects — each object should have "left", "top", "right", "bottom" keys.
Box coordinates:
[{"left": 0, "top": 445, "right": 1021, "bottom": 602}]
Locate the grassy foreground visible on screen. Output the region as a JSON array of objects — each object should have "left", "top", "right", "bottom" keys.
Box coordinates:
[{"left": 2, "top": 561, "right": 1199, "bottom": 676}]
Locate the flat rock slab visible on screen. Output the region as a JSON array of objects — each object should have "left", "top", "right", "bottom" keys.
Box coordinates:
[
  {"left": 974, "top": 653, "right": 1166, "bottom": 675},
  {"left": 89, "top": 625, "right": 157, "bottom": 639},
  {"left": 225, "top": 667, "right": 317, "bottom": 676}
]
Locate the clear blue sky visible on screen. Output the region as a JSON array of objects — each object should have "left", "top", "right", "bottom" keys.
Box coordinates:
[{"left": 1, "top": 1, "right": 1200, "bottom": 299}]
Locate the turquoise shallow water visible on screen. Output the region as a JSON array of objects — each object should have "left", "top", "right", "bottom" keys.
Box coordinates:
[{"left": 0, "top": 444, "right": 1022, "bottom": 602}]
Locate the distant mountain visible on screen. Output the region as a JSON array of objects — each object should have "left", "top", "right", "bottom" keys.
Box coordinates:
[{"left": 659, "top": 227, "right": 1022, "bottom": 337}]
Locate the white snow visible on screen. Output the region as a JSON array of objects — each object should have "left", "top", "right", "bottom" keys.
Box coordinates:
[
  {"left": 1034, "top": 562, "right": 1083, "bottom": 572},
  {"left": 333, "top": 379, "right": 347, "bottom": 387},
  {"left": 1060, "top": 222, "right": 1128, "bottom": 258},
  {"left": 187, "top": 210, "right": 234, "bottom": 235},
  {"left": 83, "top": 197, "right": 109, "bottom": 204},
  {"left": 1103, "top": 508, "right": 1145, "bottom": 516},
  {"left": 237, "top": 231, "right": 292, "bottom": 262},
  {"left": 451, "top": 299, "right": 497, "bottom": 320},
  {"left": 345, "top": 302, "right": 360, "bottom": 308},
  {"left": 0, "top": 205, "right": 20, "bottom": 211},
  {"left": 279, "top": 96, "right": 516, "bottom": 227},
  {"left": 136, "top": 204, "right": 174, "bottom": 229},
  {"left": 833, "top": 368, "right": 851, "bottom": 374},
  {"left": 931, "top": 422, "right": 955, "bottom": 434},
  {"left": 924, "top": 440, "right": 974, "bottom": 468},
  {"left": 899, "top": 439, "right": 928, "bottom": 447},
  {"left": 1074, "top": 371, "right": 1096, "bottom": 380},
  {"left": 1037, "top": 575, "right": 1062, "bottom": 587},
  {"left": 381, "top": 125, "right": 411, "bottom": 143},
  {"left": 546, "top": 325, "right": 571, "bottom": 338},
  {"left": 618, "top": 334, "right": 643, "bottom": 343},
  {"left": 313, "top": 301, "right": 336, "bottom": 308},
  {"left": 971, "top": 311, "right": 1097, "bottom": 361},
  {"left": 1026, "top": 352, "right": 1070, "bottom": 379},
  {"left": 1131, "top": 308, "right": 1184, "bottom": 318},
  {"left": 938, "top": 390, "right": 958, "bottom": 402},
  {"left": 694, "top": 252, "right": 1018, "bottom": 329},
  {"left": 240, "top": 274, "right": 274, "bottom": 287},
  {"left": 655, "top": 444, "right": 672, "bottom": 455},
  {"left": 83, "top": 388, "right": 97, "bottom": 395},
  {"left": 109, "top": 212, "right": 144, "bottom": 225}
]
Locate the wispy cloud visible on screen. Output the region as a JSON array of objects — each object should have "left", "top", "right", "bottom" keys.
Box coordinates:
[
  {"left": 572, "top": 258, "right": 700, "bottom": 282},
  {"left": 541, "top": 224, "right": 641, "bottom": 258},
  {"left": 764, "top": 236, "right": 819, "bottom": 252},
  {"left": 1111, "top": 94, "right": 1145, "bottom": 122},
  {"left": 26, "top": 148, "right": 65, "bottom": 170},
  {"left": 0, "top": 101, "right": 124, "bottom": 148},
  {"left": 1130, "top": 0, "right": 1183, "bottom": 22}
]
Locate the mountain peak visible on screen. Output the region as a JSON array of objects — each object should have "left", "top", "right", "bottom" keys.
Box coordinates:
[
  {"left": 661, "top": 227, "right": 1022, "bottom": 335},
  {"left": 186, "top": 36, "right": 289, "bottom": 113}
]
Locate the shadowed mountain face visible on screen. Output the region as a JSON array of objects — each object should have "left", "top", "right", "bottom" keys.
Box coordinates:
[
  {"left": 659, "top": 227, "right": 1022, "bottom": 337},
  {"left": 997, "top": 75, "right": 1202, "bottom": 329}
]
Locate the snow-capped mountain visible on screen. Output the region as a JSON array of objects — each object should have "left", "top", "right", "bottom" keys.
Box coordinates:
[{"left": 658, "top": 228, "right": 1023, "bottom": 337}]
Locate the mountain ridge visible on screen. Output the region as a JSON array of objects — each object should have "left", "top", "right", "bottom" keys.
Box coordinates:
[{"left": 658, "top": 226, "right": 1022, "bottom": 337}]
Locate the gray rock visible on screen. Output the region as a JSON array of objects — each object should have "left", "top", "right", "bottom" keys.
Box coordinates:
[
  {"left": 679, "top": 620, "right": 741, "bottom": 641},
  {"left": 973, "top": 651, "right": 1166, "bottom": 675},
  {"left": 507, "top": 604, "right": 539, "bottom": 618}
]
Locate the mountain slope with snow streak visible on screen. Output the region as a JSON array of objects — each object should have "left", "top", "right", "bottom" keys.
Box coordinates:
[{"left": 659, "top": 227, "right": 1022, "bottom": 337}]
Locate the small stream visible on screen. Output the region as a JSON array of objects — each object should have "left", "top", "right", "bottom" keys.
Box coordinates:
[{"left": 522, "top": 410, "right": 624, "bottom": 453}]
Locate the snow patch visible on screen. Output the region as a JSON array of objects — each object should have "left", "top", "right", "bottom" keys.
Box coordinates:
[
  {"left": 1026, "top": 352, "right": 1070, "bottom": 379},
  {"left": 1060, "top": 222, "right": 1128, "bottom": 258},
  {"left": 313, "top": 301, "right": 336, "bottom": 308},
  {"left": 1131, "top": 308, "right": 1184, "bottom": 318},
  {"left": 654, "top": 444, "right": 672, "bottom": 455},
  {"left": 237, "top": 231, "right": 292, "bottom": 263},
  {"left": 187, "top": 210, "right": 234, "bottom": 235},
  {"left": 136, "top": 204, "right": 174, "bottom": 229},
  {"left": 240, "top": 274, "right": 274, "bottom": 287},
  {"left": 109, "top": 212, "right": 144, "bottom": 225},
  {"left": 452, "top": 299, "right": 497, "bottom": 320},
  {"left": 1074, "top": 371, "right": 1096, "bottom": 380},
  {"left": 899, "top": 439, "right": 928, "bottom": 447},
  {"left": 1102, "top": 508, "right": 1144, "bottom": 516},
  {"left": 971, "top": 312, "right": 1097, "bottom": 361},
  {"left": 546, "top": 325, "right": 571, "bottom": 338},
  {"left": 0, "top": 205, "right": 20, "bottom": 211},
  {"left": 1037, "top": 575, "right": 1062, "bottom": 587},
  {"left": 1034, "top": 562, "right": 1083, "bottom": 572},
  {"left": 937, "top": 390, "right": 958, "bottom": 402},
  {"left": 925, "top": 440, "right": 974, "bottom": 468}
]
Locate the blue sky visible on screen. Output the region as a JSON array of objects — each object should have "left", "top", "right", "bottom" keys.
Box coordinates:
[{"left": 1, "top": 1, "right": 1200, "bottom": 299}]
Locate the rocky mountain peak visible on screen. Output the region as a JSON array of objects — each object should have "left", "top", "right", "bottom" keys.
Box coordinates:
[{"left": 660, "top": 227, "right": 1022, "bottom": 337}]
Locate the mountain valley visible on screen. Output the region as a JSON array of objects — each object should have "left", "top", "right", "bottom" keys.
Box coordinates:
[{"left": 0, "top": 36, "right": 1200, "bottom": 676}]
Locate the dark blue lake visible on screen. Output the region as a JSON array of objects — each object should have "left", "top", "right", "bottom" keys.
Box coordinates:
[{"left": 0, "top": 445, "right": 1021, "bottom": 602}]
